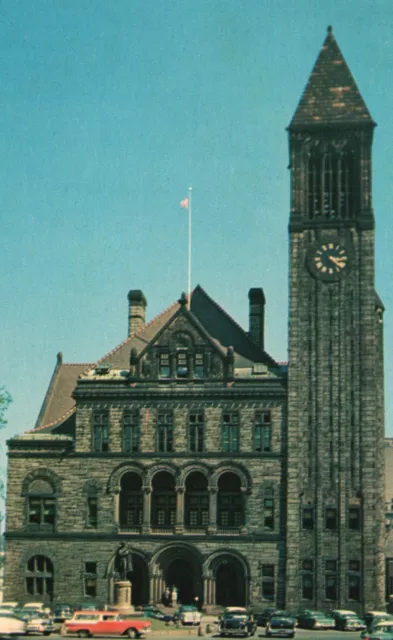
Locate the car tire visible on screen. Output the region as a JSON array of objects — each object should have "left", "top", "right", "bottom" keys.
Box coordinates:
[
  {"left": 77, "top": 632, "right": 91, "bottom": 638},
  {"left": 127, "top": 629, "right": 138, "bottom": 639}
]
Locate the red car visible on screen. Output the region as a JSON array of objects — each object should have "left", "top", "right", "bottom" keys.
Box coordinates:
[{"left": 65, "top": 610, "right": 152, "bottom": 638}]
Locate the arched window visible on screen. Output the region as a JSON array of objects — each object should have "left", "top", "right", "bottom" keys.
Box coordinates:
[
  {"left": 26, "top": 555, "right": 54, "bottom": 600},
  {"left": 217, "top": 472, "right": 244, "bottom": 529},
  {"left": 185, "top": 472, "right": 209, "bottom": 528},
  {"left": 27, "top": 478, "right": 56, "bottom": 531},
  {"left": 119, "top": 472, "right": 143, "bottom": 530},
  {"left": 307, "top": 146, "right": 357, "bottom": 220},
  {"left": 151, "top": 471, "right": 176, "bottom": 529}
]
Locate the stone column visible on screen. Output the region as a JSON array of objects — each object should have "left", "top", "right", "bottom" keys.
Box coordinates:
[
  {"left": 175, "top": 486, "right": 184, "bottom": 534},
  {"left": 208, "top": 488, "right": 217, "bottom": 534},
  {"left": 142, "top": 487, "right": 151, "bottom": 534}
]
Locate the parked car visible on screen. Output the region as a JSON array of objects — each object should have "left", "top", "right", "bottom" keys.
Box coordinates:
[
  {"left": 26, "top": 613, "right": 56, "bottom": 635},
  {"left": 174, "top": 605, "right": 201, "bottom": 626},
  {"left": 297, "top": 610, "right": 335, "bottom": 630},
  {"left": 255, "top": 609, "right": 278, "bottom": 627},
  {"left": 65, "top": 610, "right": 152, "bottom": 638},
  {"left": 331, "top": 610, "right": 366, "bottom": 631},
  {"left": 219, "top": 607, "right": 257, "bottom": 637},
  {"left": 363, "top": 612, "right": 393, "bottom": 631},
  {"left": 0, "top": 611, "right": 28, "bottom": 636},
  {"left": 363, "top": 620, "right": 393, "bottom": 640},
  {"left": 265, "top": 616, "right": 296, "bottom": 638},
  {"left": 139, "top": 605, "right": 173, "bottom": 623}
]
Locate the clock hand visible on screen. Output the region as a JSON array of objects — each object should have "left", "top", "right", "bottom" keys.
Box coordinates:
[{"left": 328, "top": 255, "right": 345, "bottom": 268}]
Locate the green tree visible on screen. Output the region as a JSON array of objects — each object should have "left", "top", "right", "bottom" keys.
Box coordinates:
[{"left": 0, "top": 387, "right": 11, "bottom": 430}]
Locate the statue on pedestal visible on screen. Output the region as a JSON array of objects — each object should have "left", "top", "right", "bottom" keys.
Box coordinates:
[{"left": 114, "top": 542, "right": 133, "bottom": 581}]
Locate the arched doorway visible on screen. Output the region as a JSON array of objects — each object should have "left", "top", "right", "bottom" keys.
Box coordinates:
[
  {"left": 212, "top": 554, "right": 247, "bottom": 606},
  {"left": 106, "top": 551, "right": 149, "bottom": 606},
  {"left": 166, "top": 558, "right": 194, "bottom": 604}
]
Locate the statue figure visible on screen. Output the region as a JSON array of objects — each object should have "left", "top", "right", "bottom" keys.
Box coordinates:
[{"left": 114, "top": 542, "right": 133, "bottom": 581}]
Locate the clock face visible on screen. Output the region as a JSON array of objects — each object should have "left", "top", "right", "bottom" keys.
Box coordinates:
[{"left": 310, "top": 241, "right": 349, "bottom": 279}]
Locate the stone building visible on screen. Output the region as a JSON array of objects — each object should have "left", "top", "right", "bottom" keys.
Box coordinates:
[{"left": 4, "top": 27, "right": 386, "bottom": 613}]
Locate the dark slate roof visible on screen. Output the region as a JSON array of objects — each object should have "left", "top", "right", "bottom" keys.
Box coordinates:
[
  {"left": 290, "top": 26, "right": 374, "bottom": 128},
  {"left": 34, "top": 286, "right": 278, "bottom": 431}
]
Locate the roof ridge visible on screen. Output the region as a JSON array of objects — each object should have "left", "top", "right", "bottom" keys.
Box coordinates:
[
  {"left": 28, "top": 406, "right": 76, "bottom": 433},
  {"left": 193, "top": 285, "right": 269, "bottom": 358}
]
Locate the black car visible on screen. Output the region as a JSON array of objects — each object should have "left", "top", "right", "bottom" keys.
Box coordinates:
[
  {"left": 139, "top": 605, "right": 173, "bottom": 623},
  {"left": 220, "top": 608, "right": 257, "bottom": 637},
  {"left": 255, "top": 610, "right": 296, "bottom": 628},
  {"left": 265, "top": 617, "right": 296, "bottom": 638}
]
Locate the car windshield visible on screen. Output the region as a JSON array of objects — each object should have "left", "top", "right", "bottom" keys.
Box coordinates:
[{"left": 270, "top": 618, "right": 294, "bottom": 626}]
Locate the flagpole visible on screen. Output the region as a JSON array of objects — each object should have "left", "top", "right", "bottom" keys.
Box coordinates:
[{"left": 187, "top": 186, "right": 192, "bottom": 310}]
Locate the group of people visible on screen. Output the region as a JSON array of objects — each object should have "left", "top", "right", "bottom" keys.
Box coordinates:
[{"left": 162, "top": 585, "right": 178, "bottom": 608}]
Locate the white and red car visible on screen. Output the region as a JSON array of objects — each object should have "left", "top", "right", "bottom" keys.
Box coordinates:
[{"left": 65, "top": 610, "right": 152, "bottom": 638}]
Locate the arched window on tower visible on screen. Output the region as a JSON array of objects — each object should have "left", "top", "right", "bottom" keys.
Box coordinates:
[
  {"left": 307, "top": 145, "right": 357, "bottom": 220},
  {"left": 26, "top": 555, "right": 54, "bottom": 600}
]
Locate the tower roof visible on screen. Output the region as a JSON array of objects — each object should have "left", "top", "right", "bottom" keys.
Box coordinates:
[{"left": 290, "top": 26, "right": 375, "bottom": 129}]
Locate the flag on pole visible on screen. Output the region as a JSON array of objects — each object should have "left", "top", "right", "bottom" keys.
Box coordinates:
[{"left": 180, "top": 197, "right": 189, "bottom": 209}]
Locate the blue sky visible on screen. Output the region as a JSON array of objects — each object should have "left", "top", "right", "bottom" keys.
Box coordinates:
[{"left": 1, "top": 0, "right": 393, "bottom": 494}]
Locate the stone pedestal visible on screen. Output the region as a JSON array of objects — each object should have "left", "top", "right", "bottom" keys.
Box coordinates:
[{"left": 114, "top": 580, "right": 134, "bottom": 612}]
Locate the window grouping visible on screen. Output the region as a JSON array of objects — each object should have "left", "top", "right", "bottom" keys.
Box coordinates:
[
  {"left": 189, "top": 412, "right": 204, "bottom": 453},
  {"left": 158, "top": 351, "right": 205, "bottom": 379},
  {"left": 26, "top": 555, "right": 53, "bottom": 599},
  {"left": 325, "top": 559, "right": 338, "bottom": 600},
  {"left": 222, "top": 412, "right": 239, "bottom": 453},
  {"left": 84, "top": 562, "right": 98, "bottom": 597},
  {"left": 122, "top": 411, "right": 140, "bottom": 453},
  {"left": 254, "top": 411, "right": 272, "bottom": 452},
  {"left": 307, "top": 147, "right": 356, "bottom": 220},
  {"left": 261, "top": 564, "right": 275, "bottom": 601},
  {"left": 93, "top": 411, "right": 109, "bottom": 452},
  {"left": 348, "top": 560, "right": 361, "bottom": 601},
  {"left": 157, "top": 412, "right": 174, "bottom": 453},
  {"left": 118, "top": 470, "right": 246, "bottom": 532},
  {"left": 263, "top": 488, "right": 275, "bottom": 531},
  {"left": 301, "top": 559, "right": 314, "bottom": 600},
  {"left": 27, "top": 478, "right": 56, "bottom": 532}
]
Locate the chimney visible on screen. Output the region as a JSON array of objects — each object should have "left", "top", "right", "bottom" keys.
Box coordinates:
[
  {"left": 127, "top": 290, "right": 147, "bottom": 337},
  {"left": 248, "top": 288, "right": 266, "bottom": 350}
]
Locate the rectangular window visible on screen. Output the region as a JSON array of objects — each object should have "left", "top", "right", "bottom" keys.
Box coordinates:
[
  {"left": 176, "top": 351, "right": 188, "bottom": 378},
  {"left": 189, "top": 412, "right": 204, "bottom": 452},
  {"left": 301, "top": 560, "right": 314, "bottom": 600},
  {"left": 123, "top": 412, "right": 140, "bottom": 453},
  {"left": 349, "top": 506, "right": 361, "bottom": 530},
  {"left": 194, "top": 353, "right": 205, "bottom": 378},
  {"left": 159, "top": 353, "right": 171, "bottom": 378},
  {"left": 222, "top": 412, "right": 239, "bottom": 452},
  {"left": 254, "top": 411, "right": 272, "bottom": 452},
  {"left": 84, "top": 562, "right": 97, "bottom": 598},
  {"left": 325, "top": 559, "right": 337, "bottom": 600},
  {"left": 325, "top": 507, "right": 337, "bottom": 530},
  {"left": 218, "top": 494, "right": 244, "bottom": 527},
  {"left": 261, "top": 565, "right": 275, "bottom": 601},
  {"left": 28, "top": 497, "right": 56, "bottom": 530},
  {"left": 348, "top": 560, "right": 361, "bottom": 601},
  {"left": 87, "top": 497, "right": 98, "bottom": 528},
  {"left": 302, "top": 506, "right": 314, "bottom": 530},
  {"left": 157, "top": 413, "right": 174, "bottom": 453},
  {"left": 264, "top": 496, "right": 275, "bottom": 531},
  {"left": 93, "top": 411, "right": 109, "bottom": 452}
]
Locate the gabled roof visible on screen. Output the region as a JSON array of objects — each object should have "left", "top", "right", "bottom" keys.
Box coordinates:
[
  {"left": 34, "top": 286, "right": 279, "bottom": 431},
  {"left": 290, "top": 26, "right": 375, "bottom": 129}
]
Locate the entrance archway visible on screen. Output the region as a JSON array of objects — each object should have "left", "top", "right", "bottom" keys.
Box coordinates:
[
  {"left": 212, "top": 554, "right": 247, "bottom": 606},
  {"left": 166, "top": 558, "right": 194, "bottom": 604}
]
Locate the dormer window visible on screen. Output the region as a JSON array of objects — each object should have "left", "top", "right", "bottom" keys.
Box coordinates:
[
  {"left": 176, "top": 351, "right": 188, "bottom": 378},
  {"left": 159, "top": 353, "right": 170, "bottom": 378},
  {"left": 194, "top": 353, "right": 204, "bottom": 378}
]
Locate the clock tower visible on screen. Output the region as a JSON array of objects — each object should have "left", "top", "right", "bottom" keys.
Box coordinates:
[{"left": 286, "top": 27, "right": 385, "bottom": 610}]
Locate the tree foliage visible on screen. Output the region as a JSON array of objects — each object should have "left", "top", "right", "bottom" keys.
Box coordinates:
[{"left": 0, "top": 387, "right": 11, "bottom": 430}]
